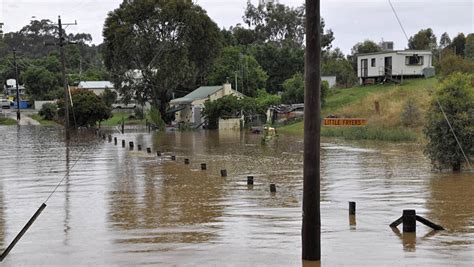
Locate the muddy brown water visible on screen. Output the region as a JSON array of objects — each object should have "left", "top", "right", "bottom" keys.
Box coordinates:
[{"left": 0, "top": 126, "right": 472, "bottom": 266}]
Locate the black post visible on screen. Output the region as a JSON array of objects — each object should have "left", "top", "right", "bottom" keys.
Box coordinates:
[
  {"left": 157, "top": 151, "right": 161, "bottom": 157},
  {"left": 147, "top": 147, "right": 151, "bottom": 153},
  {"left": 201, "top": 163, "right": 207, "bottom": 170},
  {"left": 303, "top": 0, "right": 321, "bottom": 261},
  {"left": 403, "top": 210, "right": 416, "bottom": 233},
  {"left": 171, "top": 155, "right": 176, "bottom": 161},
  {"left": 247, "top": 176, "right": 254, "bottom": 185},
  {"left": 58, "top": 16, "right": 70, "bottom": 140},
  {"left": 121, "top": 117, "right": 125, "bottom": 134},
  {"left": 114, "top": 137, "right": 117, "bottom": 145},
  {"left": 129, "top": 141, "right": 134, "bottom": 150},
  {"left": 270, "top": 184, "right": 276, "bottom": 193},
  {"left": 137, "top": 145, "right": 142, "bottom": 151},
  {"left": 122, "top": 140, "right": 125, "bottom": 147},
  {"left": 349, "top": 202, "right": 356, "bottom": 215},
  {"left": 12, "top": 49, "right": 21, "bottom": 121},
  {"left": 108, "top": 135, "right": 112, "bottom": 142},
  {"left": 185, "top": 159, "right": 190, "bottom": 164},
  {"left": 220, "top": 169, "right": 227, "bottom": 177}
]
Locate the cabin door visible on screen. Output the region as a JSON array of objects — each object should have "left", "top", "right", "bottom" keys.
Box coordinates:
[
  {"left": 361, "top": 59, "right": 368, "bottom": 77},
  {"left": 384, "top": 57, "right": 392, "bottom": 76}
]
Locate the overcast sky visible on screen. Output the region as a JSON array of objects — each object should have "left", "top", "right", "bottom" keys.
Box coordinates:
[{"left": 1, "top": 0, "right": 472, "bottom": 54}]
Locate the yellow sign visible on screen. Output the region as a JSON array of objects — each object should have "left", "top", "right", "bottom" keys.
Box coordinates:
[{"left": 323, "top": 118, "right": 367, "bottom": 126}]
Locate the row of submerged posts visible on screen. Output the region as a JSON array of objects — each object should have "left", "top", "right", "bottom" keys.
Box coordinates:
[
  {"left": 100, "top": 131, "right": 444, "bottom": 232},
  {"left": 99, "top": 132, "right": 278, "bottom": 193}
]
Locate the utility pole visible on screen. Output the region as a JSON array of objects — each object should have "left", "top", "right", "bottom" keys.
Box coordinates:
[
  {"left": 13, "top": 49, "right": 21, "bottom": 121},
  {"left": 235, "top": 71, "right": 238, "bottom": 93},
  {"left": 303, "top": 0, "right": 321, "bottom": 262},
  {"left": 47, "top": 16, "right": 77, "bottom": 140}
]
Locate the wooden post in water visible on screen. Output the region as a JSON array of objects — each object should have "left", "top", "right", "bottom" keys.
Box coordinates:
[
  {"left": 108, "top": 135, "right": 112, "bottom": 142},
  {"left": 137, "top": 145, "right": 142, "bottom": 151},
  {"left": 147, "top": 147, "right": 151, "bottom": 153},
  {"left": 349, "top": 202, "right": 356, "bottom": 215},
  {"left": 201, "top": 163, "right": 207, "bottom": 170},
  {"left": 129, "top": 141, "right": 134, "bottom": 150},
  {"left": 220, "top": 169, "right": 227, "bottom": 177},
  {"left": 114, "top": 137, "right": 117, "bottom": 145},
  {"left": 185, "top": 159, "right": 190, "bottom": 164},
  {"left": 171, "top": 155, "right": 176, "bottom": 161},
  {"left": 402, "top": 210, "right": 416, "bottom": 232},
  {"left": 247, "top": 176, "right": 254, "bottom": 185},
  {"left": 270, "top": 184, "right": 276, "bottom": 193},
  {"left": 122, "top": 140, "right": 125, "bottom": 147},
  {"left": 157, "top": 151, "right": 162, "bottom": 157},
  {"left": 303, "top": 0, "right": 321, "bottom": 261}
]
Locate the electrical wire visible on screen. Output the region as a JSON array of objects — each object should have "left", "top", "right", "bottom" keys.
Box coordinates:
[{"left": 388, "top": 0, "right": 410, "bottom": 42}]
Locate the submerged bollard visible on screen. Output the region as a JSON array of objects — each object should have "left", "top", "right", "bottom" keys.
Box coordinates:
[
  {"left": 122, "top": 140, "right": 126, "bottom": 147},
  {"left": 114, "top": 137, "right": 117, "bottom": 145},
  {"left": 247, "top": 176, "right": 254, "bottom": 185},
  {"left": 349, "top": 201, "right": 356, "bottom": 215},
  {"left": 137, "top": 145, "right": 142, "bottom": 151},
  {"left": 129, "top": 141, "right": 134, "bottom": 150},
  {"left": 171, "top": 155, "right": 176, "bottom": 161},
  {"left": 220, "top": 169, "right": 227, "bottom": 177},
  {"left": 270, "top": 184, "right": 276, "bottom": 193},
  {"left": 156, "top": 151, "right": 162, "bottom": 157},
  {"left": 390, "top": 209, "right": 444, "bottom": 232},
  {"left": 147, "top": 147, "right": 151, "bottom": 153},
  {"left": 102, "top": 134, "right": 106, "bottom": 140},
  {"left": 108, "top": 135, "right": 112, "bottom": 142},
  {"left": 184, "top": 159, "right": 190, "bottom": 165},
  {"left": 402, "top": 210, "right": 416, "bottom": 233},
  {"left": 201, "top": 163, "right": 207, "bottom": 170}
]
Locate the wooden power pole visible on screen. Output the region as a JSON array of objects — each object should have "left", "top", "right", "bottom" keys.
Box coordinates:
[
  {"left": 303, "top": 0, "right": 321, "bottom": 261},
  {"left": 13, "top": 49, "right": 21, "bottom": 121},
  {"left": 47, "top": 16, "right": 76, "bottom": 140}
]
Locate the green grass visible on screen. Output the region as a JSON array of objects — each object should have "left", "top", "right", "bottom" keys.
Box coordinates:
[
  {"left": 101, "top": 112, "right": 145, "bottom": 126},
  {"left": 29, "top": 114, "right": 57, "bottom": 125},
  {"left": 278, "top": 78, "right": 437, "bottom": 141},
  {"left": 0, "top": 117, "right": 17, "bottom": 125}
]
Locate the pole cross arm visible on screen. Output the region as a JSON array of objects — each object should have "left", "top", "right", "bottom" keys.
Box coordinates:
[
  {"left": 389, "top": 216, "right": 403, "bottom": 228},
  {"left": 416, "top": 215, "right": 445, "bottom": 231}
]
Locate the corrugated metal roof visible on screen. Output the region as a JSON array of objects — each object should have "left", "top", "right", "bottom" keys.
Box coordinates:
[
  {"left": 78, "top": 81, "right": 114, "bottom": 89},
  {"left": 170, "top": 86, "right": 223, "bottom": 104}
]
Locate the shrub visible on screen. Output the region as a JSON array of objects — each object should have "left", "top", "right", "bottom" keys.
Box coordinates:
[
  {"left": 147, "top": 106, "right": 165, "bottom": 130},
  {"left": 400, "top": 98, "right": 421, "bottom": 127},
  {"left": 39, "top": 103, "right": 58, "bottom": 120}
]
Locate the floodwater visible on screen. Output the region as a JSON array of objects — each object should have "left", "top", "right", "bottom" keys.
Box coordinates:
[{"left": 0, "top": 126, "right": 472, "bottom": 266}]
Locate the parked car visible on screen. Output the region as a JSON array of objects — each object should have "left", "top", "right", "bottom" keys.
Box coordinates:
[
  {"left": 1, "top": 99, "right": 11, "bottom": 109},
  {"left": 112, "top": 102, "right": 136, "bottom": 109}
]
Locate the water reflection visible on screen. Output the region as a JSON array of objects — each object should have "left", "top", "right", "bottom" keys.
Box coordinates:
[{"left": 0, "top": 126, "right": 473, "bottom": 265}]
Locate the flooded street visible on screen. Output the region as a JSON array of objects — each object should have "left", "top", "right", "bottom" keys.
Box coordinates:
[{"left": 0, "top": 126, "right": 472, "bottom": 266}]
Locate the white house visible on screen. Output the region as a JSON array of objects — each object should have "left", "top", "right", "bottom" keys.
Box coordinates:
[
  {"left": 78, "top": 81, "right": 115, "bottom": 96},
  {"left": 357, "top": 50, "right": 434, "bottom": 84},
  {"left": 170, "top": 83, "right": 244, "bottom": 127}
]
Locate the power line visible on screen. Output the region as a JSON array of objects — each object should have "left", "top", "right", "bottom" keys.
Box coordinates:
[{"left": 388, "top": 0, "right": 410, "bottom": 42}]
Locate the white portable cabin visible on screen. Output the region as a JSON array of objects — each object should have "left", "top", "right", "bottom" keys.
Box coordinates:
[{"left": 357, "top": 50, "right": 433, "bottom": 84}]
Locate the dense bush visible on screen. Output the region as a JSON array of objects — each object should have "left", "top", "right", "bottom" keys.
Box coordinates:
[
  {"left": 281, "top": 73, "right": 329, "bottom": 106},
  {"left": 38, "top": 103, "right": 58, "bottom": 120},
  {"left": 58, "top": 89, "right": 111, "bottom": 127},
  {"left": 423, "top": 72, "right": 474, "bottom": 171},
  {"left": 147, "top": 106, "right": 165, "bottom": 130}
]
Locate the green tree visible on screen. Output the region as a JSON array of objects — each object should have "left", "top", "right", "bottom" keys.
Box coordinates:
[
  {"left": 206, "top": 46, "right": 268, "bottom": 96},
  {"left": 350, "top": 40, "right": 381, "bottom": 55},
  {"left": 423, "top": 73, "right": 474, "bottom": 171},
  {"left": 281, "top": 73, "right": 329, "bottom": 105},
  {"left": 436, "top": 50, "right": 474, "bottom": 77},
  {"left": 103, "top": 0, "right": 222, "bottom": 120},
  {"left": 22, "top": 66, "right": 58, "bottom": 100},
  {"left": 408, "top": 28, "right": 437, "bottom": 50},
  {"left": 100, "top": 88, "right": 117, "bottom": 107},
  {"left": 448, "top": 33, "right": 466, "bottom": 57},
  {"left": 439, "top": 32, "right": 451, "bottom": 49},
  {"left": 465, "top": 34, "right": 474, "bottom": 59},
  {"left": 202, "top": 95, "right": 242, "bottom": 129},
  {"left": 58, "top": 89, "right": 111, "bottom": 127},
  {"left": 243, "top": 2, "right": 334, "bottom": 49}
]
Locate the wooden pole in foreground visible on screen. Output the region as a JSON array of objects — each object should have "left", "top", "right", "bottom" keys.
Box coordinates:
[{"left": 303, "top": 0, "right": 321, "bottom": 261}]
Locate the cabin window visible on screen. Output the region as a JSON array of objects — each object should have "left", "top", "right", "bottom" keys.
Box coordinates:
[
  {"left": 371, "top": 58, "right": 376, "bottom": 67},
  {"left": 405, "top": 55, "right": 424, "bottom": 65}
]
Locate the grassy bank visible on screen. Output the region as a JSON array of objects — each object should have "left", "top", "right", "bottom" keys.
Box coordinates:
[
  {"left": 29, "top": 114, "right": 57, "bottom": 125},
  {"left": 279, "top": 78, "right": 437, "bottom": 141},
  {"left": 101, "top": 112, "right": 145, "bottom": 126},
  {"left": 0, "top": 117, "right": 16, "bottom": 125}
]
